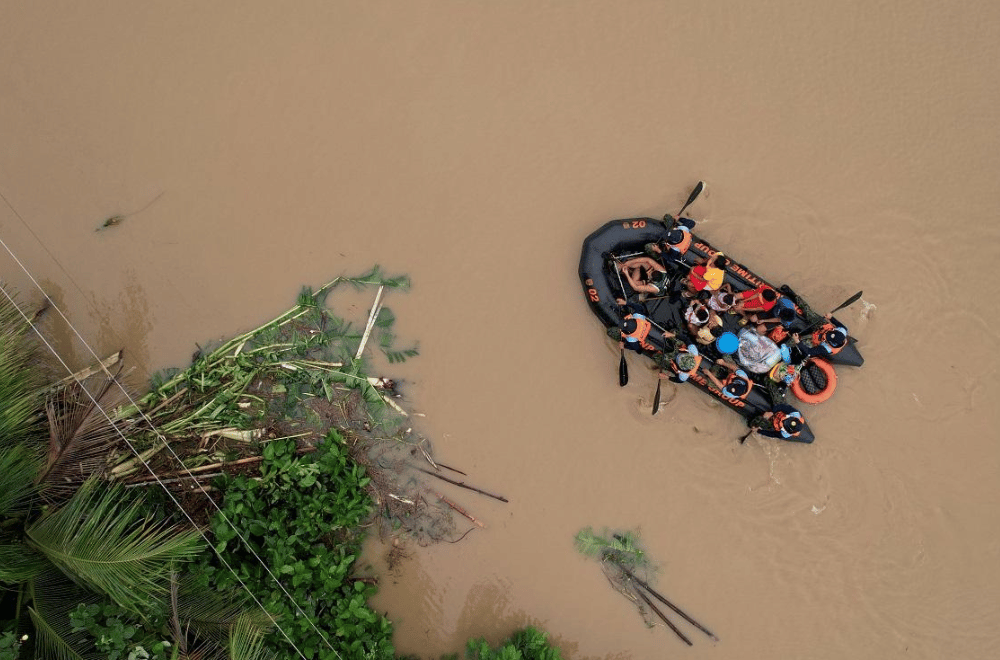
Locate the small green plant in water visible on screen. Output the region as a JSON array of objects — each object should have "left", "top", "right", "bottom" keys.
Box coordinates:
[
  {"left": 464, "top": 627, "right": 562, "bottom": 660},
  {"left": 574, "top": 527, "right": 648, "bottom": 571}
]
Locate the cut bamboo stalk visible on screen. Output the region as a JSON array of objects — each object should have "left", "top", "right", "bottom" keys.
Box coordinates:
[
  {"left": 379, "top": 391, "right": 408, "bottom": 417},
  {"left": 432, "top": 490, "right": 485, "bottom": 528},
  {"left": 53, "top": 350, "right": 124, "bottom": 388},
  {"left": 199, "top": 428, "right": 264, "bottom": 442},
  {"left": 355, "top": 285, "right": 385, "bottom": 359},
  {"left": 110, "top": 442, "right": 170, "bottom": 477},
  {"left": 124, "top": 472, "right": 223, "bottom": 488},
  {"left": 126, "top": 444, "right": 318, "bottom": 483}
]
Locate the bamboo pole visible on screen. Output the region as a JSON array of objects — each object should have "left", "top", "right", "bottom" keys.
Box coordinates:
[
  {"left": 355, "top": 285, "right": 385, "bottom": 359},
  {"left": 619, "top": 565, "right": 718, "bottom": 641},
  {"left": 634, "top": 584, "right": 693, "bottom": 646}
]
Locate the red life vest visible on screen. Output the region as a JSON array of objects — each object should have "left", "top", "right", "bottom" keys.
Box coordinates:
[{"left": 739, "top": 285, "right": 778, "bottom": 312}]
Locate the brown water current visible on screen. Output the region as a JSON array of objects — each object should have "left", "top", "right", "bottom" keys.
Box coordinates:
[{"left": 3, "top": 2, "right": 999, "bottom": 658}]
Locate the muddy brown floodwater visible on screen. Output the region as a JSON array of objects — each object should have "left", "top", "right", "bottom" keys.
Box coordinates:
[{"left": 3, "top": 2, "right": 999, "bottom": 659}]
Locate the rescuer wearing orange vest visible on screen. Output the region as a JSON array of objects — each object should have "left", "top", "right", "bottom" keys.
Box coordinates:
[
  {"left": 748, "top": 404, "right": 805, "bottom": 440},
  {"left": 791, "top": 315, "right": 848, "bottom": 358}
]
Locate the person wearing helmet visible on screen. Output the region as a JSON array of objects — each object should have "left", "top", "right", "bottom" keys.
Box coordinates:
[
  {"left": 667, "top": 343, "right": 703, "bottom": 383},
  {"left": 791, "top": 313, "right": 849, "bottom": 357},
  {"left": 646, "top": 216, "right": 696, "bottom": 265},
  {"left": 748, "top": 403, "right": 806, "bottom": 440},
  {"left": 608, "top": 299, "right": 674, "bottom": 354},
  {"left": 705, "top": 358, "right": 753, "bottom": 401}
]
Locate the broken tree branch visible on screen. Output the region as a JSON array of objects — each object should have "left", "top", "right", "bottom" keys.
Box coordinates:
[{"left": 416, "top": 467, "right": 508, "bottom": 503}]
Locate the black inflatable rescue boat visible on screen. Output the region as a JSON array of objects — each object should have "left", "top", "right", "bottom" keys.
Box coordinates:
[{"left": 579, "top": 187, "right": 864, "bottom": 444}]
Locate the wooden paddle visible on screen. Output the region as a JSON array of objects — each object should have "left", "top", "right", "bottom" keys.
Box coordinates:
[{"left": 676, "top": 181, "right": 705, "bottom": 218}]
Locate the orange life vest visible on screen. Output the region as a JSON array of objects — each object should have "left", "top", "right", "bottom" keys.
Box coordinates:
[
  {"left": 722, "top": 371, "right": 751, "bottom": 400},
  {"left": 669, "top": 229, "right": 693, "bottom": 254},
  {"left": 772, "top": 409, "right": 804, "bottom": 438},
  {"left": 623, "top": 315, "right": 652, "bottom": 343},
  {"left": 811, "top": 322, "right": 846, "bottom": 355},
  {"left": 672, "top": 350, "right": 702, "bottom": 377}
]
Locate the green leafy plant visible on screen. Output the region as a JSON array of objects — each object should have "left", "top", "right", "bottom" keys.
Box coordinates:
[
  {"left": 202, "top": 430, "right": 393, "bottom": 660},
  {"left": 68, "top": 602, "right": 171, "bottom": 660},
  {"left": 574, "top": 527, "right": 648, "bottom": 571},
  {"left": 465, "top": 627, "right": 562, "bottom": 660}
]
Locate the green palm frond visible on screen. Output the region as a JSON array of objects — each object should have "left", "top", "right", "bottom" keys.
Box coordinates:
[
  {"left": 26, "top": 479, "right": 204, "bottom": 616},
  {"left": 0, "top": 444, "right": 41, "bottom": 517},
  {"left": 37, "top": 375, "right": 129, "bottom": 501},
  {"left": 227, "top": 612, "right": 277, "bottom": 660},
  {"left": 28, "top": 569, "right": 102, "bottom": 660},
  {"left": 574, "top": 527, "right": 648, "bottom": 571},
  {"left": 0, "top": 284, "right": 46, "bottom": 449},
  {"left": 0, "top": 538, "right": 49, "bottom": 585},
  {"left": 172, "top": 576, "right": 274, "bottom": 644}
]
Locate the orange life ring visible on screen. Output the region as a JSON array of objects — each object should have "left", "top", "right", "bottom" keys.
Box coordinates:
[{"left": 790, "top": 358, "right": 837, "bottom": 404}]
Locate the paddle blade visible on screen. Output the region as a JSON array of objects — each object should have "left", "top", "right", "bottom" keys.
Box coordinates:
[
  {"left": 739, "top": 429, "right": 753, "bottom": 444},
  {"left": 619, "top": 349, "right": 628, "bottom": 387},
  {"left": 830, "top": 290, "right": 862, "bottom": 314},
  {"left": 652, "top": 378, "right": 662, "bottom": 415},
  {"left": 677, "top": 180, "right": 705, "bottom": 217}
]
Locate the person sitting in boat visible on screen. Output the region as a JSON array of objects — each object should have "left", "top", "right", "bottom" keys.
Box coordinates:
[
  {"left": 645, "top": 217, "right": 695, "bottom": 264},
  {"left": 733, "top": 284, "right": 780, "bottom": 315},
  {"left": 748, "top": 297, "right": 797, "bottom": 341},
  {"left": 748, "top": 404, "right": 806, "bottom": 440},
  {"left": 685, "top": 253, "right": 729, "bottom": 294},
  {"left": 684, "top": 300, "right": 711, "bottom": 327},
  {"left": 619, "top": 256, "right": 670, "bottom": 295},
  {"left": 708, "top": 288, "right": 738, "bottom": 314},
  {"left": 765, "top": 360, "right": 799, "bottom": 403},
  {"left": 791, "top": 316, "right": 849, "bottom": 358},
  {"left": 693, "top": 317, "right": 724, "bottom": 346},
  {"left": 705, "top": 358, "right": 753, "bottom": 401}
]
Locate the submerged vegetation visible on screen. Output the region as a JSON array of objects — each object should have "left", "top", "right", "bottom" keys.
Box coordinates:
[
  {"left": 0, "top": 271, "right": 413, "bottom": 659},
  {"left": 0, "top": 269, "right": 559, "bottom": 660}
]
